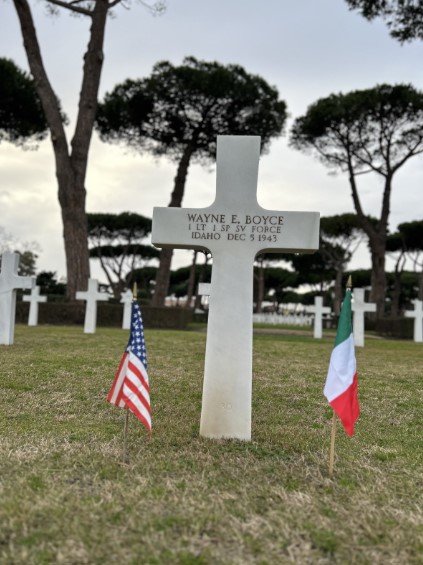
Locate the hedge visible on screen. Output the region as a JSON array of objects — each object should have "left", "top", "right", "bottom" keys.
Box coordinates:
[
  {"left": 374, "top": 317, "right": 414, "bottom": 340},
  {"left": 16, "top": 302, "right": 193, "bottom": 330}
]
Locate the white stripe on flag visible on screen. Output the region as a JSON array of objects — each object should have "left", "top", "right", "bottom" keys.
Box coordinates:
[
  {"left": 324, "top": 333, "right": 356, "bottom": 402},
  {"left": 128, "top": 354, "right": 149, "bottom": 388},
  {"left": 108, "top": 353, "right": 128, "bottom": 407},
  {"left": 125, "top": 370, "right": 150, "bottom": 407},
  {"left": 124, "top": 352, "right": 151, "bottom": 427},
  {"left": 123, "top": 382, "right": 152, "bottom": 428}
]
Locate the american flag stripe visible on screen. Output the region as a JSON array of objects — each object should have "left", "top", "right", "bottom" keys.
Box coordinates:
[
  {"left": 123, "top": 391, "right": 151, "bottom": 433},
  {"left": 125, "top": 356, "right": 151, "bottom": 414},
  {"left": 123, "top": 354, "right": 151, "bottom": 430},
  {"left": 123, "top": 380, "right": 151, "bottom": 419},
  {"left": 128, "top": 357, "right": 150, "bottom": 394},
  {"left": 124, "top": 376, "right": 151, "bottom": 416},
  {"left": 107, "top": 352, "right": 128, "bottom": 408}
]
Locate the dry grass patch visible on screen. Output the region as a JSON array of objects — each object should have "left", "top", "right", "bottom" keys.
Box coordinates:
[{"left": 0, "top": 325, "right": 422, "bottom": 564}]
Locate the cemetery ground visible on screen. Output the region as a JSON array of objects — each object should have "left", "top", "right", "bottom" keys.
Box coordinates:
[{"left": 1, "top": 326, "right": 422, "bottom": 565}]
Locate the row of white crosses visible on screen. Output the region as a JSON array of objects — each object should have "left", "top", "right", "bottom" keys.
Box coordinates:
[
  {"left": 0, "top": 252, "right": 131, "bottom": 343},
  {"left": 306, "top": 290, "right": 376, "bottom": 346},
  {"left": 5, "top": 254, "right": 421, "bottom": 346},
  {"left": 76, "top": 280, "right": 136, "bottom": 333},
  {"left": 201, "top": 287, "right": 379, "bottom": 347},
  {"left": 306, "top": 290, "right": 423, "bottom": 346}
]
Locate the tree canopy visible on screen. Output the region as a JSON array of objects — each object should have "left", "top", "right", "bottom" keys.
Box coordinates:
[
  {"left": 290, "top": 83, "right": 423, "bottom": 315},
  {"left": 345, "top": 0, "right": 423, "bottom": 42},
  {"left": 96, "top": 56, "right": 287, "bottom": 164},
  {"left": 88, "top": 212, "right": 158, "bottom": 297},
  {"left": 0, "top": 58, "right": 48, "bottom": 146}
]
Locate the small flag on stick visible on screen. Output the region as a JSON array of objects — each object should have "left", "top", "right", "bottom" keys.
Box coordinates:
[
  {"left": 324, "top": 277, "right": 360, "bottom": 437},
  {"left": 107, "top": 296, "right": 151, "bottom": 436}
]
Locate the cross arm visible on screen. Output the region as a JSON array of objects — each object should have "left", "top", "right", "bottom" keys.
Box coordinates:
[
  {"left": 152, "top": 206, "right": 320, "bottom": 256},
  {"left": 13, "top": 275, "right": 35, "bottom": 290}
]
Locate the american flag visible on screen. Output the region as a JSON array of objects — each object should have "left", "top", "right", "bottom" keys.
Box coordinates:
[{"left": 107, "top": 299, "right": 151, "bottom": 434}]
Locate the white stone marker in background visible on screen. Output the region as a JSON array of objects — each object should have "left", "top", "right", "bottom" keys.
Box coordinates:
[
  {"left": 405, "top": 299, "right": 423, "bottom": 343},
  {"left": 0, "top": 251, "right": 35, "bottom": 345},
  {"left": 23, "top": 285, "right": 47, "bottom": 326},
  {"left": 152, "top": 135, "right": 320, "bottom": 440},
  {"left": 120, "top": 289, "right": 133, "bottom": 330},
  {"left": 306, "top": 296, "right": 331, "bottom": 339},
  {"left": 197, "top": 282, "right": 211, "bottom": 308},
  {"left": 76, "top": 278, "right": 110, "bottom": 334},
  {"left": 352, "top": 288, "right": 376, "bottom": 347}
]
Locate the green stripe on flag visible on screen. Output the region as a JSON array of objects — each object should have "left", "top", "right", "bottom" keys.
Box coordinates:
[{"left": 334, "top": 289, "right": 353, "bottom": 347}]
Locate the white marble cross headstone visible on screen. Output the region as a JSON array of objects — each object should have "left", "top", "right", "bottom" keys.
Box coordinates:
[
  {"left": 23, "top": 285, "right": 47, "bottom": 326},
  {"left": 0, "top": 251, "right": 35, "bottom": 345},
  {"left": 405, "top": 299, "right": 423, "bottom": 343},
  {"left": 152, "top": 136, "right": 320, "bottom": 440},
  {"left": 76, "top": 278, "right": 110, "bottom": 334},
  {"left": 120, "top": 289, "right": 133, "bottom": 330},
  {"left": 352, "top": 288, "right": 376, "bottom": 347},
  {"left": 306, "top": 296, "right": 331, "bottom": 339}
]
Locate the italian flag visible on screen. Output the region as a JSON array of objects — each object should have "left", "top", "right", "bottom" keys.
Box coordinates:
[{"left": 324, "top": 289, "right": 360, "bottom": 436}]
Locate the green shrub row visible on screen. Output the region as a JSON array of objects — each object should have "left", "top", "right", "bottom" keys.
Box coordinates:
[
  {"left": 374, "top": 317, "right": 414, "bottom": 339},
  {"left": 15, "top": 302, "right": 193, "bottom": 329}
]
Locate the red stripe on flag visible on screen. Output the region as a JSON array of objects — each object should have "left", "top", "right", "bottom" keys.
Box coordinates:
[
  {"left": 123, "top": 394, "right": 151, "bottom": 434},
  {"left": 128, "top": 359, "right": 150, "bottom": 394},
  {"left": 329, "top": 372, "right": 360, "bottom": 436},
  {"left": 124, "top": 376, "right": 151, "bottom": 416}
]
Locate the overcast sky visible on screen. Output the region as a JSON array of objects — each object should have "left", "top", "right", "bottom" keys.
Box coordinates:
[{"left": 1, "top": 0, "right": 422, "bottom": 281}]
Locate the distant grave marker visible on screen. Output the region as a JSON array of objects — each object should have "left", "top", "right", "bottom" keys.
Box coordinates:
[
  {"left": 0, "top": 251, "right": 35, "bottom": 345},
  {"left": 197, "top": 282, "right": 211, "bottom": 308},
  {"left": 23, "top": 285, "right": 47, "bottom": 326},
  {"left": 352, "top": 288, "right": 376, "bottom": 347},
  {"left": 120, "top": 289, "right": 133, "bottom": 330},
  {"left": 76, "top": 278, "right": 110, "bottom": 334},
  {"left": 306, "top": 296, "right": 331, "bottom": 339},
  {"left": 405, "top": 299, "right": 423, "bottom": 343},
  {"left": 152, "top": 135, "right": 320, "bottom": 440}
]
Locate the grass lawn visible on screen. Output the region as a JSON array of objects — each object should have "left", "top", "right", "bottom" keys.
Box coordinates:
[{"left": 1, "top": 325, "right": 422, "bottom": 564}]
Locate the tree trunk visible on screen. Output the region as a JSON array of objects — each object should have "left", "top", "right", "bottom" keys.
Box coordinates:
[
  {"left": 255, "top": 260, "right": 265, "bottom": 313},
  {"left": 369, "top": 236, "right": 387, "bottom": 318},
  {"left": 348, "top": 166, "right": 390, "bottom": 319},
  {"left": 58, "top": 172, "right": 90, "bottom": 299},
  {"left": 153, "top": 248, "right": 174, "bottom": 306},
  {"left": 391, "top": 273, "right": 401, "bottom": 318},
  {"left": 185, "top": 251, "right": 197, "bottom": 309},
  {"left": 13, "top": 0, "right": 111, "bottom": 299},
  {"left": 152, "top": 144, "right": 194, "bottom": 306},
  {"left": 333, "top": 268, "right": 344, "bottom": 316}
]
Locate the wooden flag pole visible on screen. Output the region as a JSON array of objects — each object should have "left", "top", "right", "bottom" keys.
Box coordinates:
[
  {"left": 122, "top": 406, "right": 130, "bottom": 464},
  {"left": 329, "top": 410, "right": 336, "bottom": 476}
]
